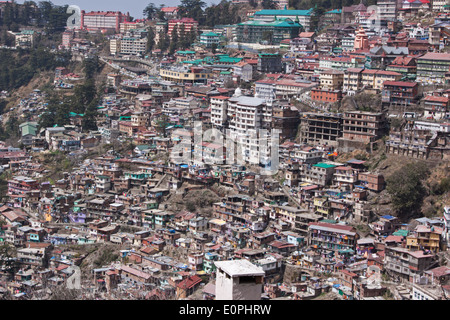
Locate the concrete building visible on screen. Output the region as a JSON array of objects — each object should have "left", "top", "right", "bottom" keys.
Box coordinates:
[
  {"left": 252, "top": 8, "right": 313, "bottom": 31},
  {"left": 417, "top": 52, "right": 450, "bottom": 84},
  {"left": 215, "top": 259, "right": 265, "bottom": 300},
  {"left": 81, "top": 11, "right": 131, "bottom": 33}
]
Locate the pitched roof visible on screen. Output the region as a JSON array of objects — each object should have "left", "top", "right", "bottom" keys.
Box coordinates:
[{"left": 177, "top": 275, "right": 202, "bottom": 290}]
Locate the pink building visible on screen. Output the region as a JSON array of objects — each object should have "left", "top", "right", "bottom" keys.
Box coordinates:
[
  {"left": 81, "top": 11, "right": 131, "bottom": 33},
  {"left": 168, "top": 18, "right": 199, "bottom": 38}
]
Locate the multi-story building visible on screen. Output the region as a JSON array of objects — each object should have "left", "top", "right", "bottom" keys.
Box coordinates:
[
  {"left": 214, "top": 259, "right": 265, "bottom": 300},
  {"left": 235, "top": 19, "right": 302, "bottom": 45},
  {"left": 119, "top": 36, "right": 148, "bottom": 56},
  {"left": 384, "top": 246, "right": 438, "bottom": 283},
  {"left": 119, "top": 21, "right": 145, "bottom": 33},
  {"left": 252, "top": 8, "right": 313, "bottom": 31},
  {"left": 257, "top": 53, "right": 282, "bottom": 73},
  {"left": 272, "top": 106, "right": 300, "bottom": 141},
  {"left": 423, "top": 95, "right": 449, "bottom": 120},
  {"left": 13, "top": 30, "right": 36, "bottom": 48},
  {"left": 200, "top": 32, "right": 221, "bottom": 48},
  {"left": 81, "top": 11, "right": 131, "bottom": 33},
  {"left": 377, "top": 0, "right": 398, "bottom": 22},
  {"left": 299, "top": 113, "right": 343, "bottom": 147},
  {"left": 340, "top": 111, "right": 387, "bottom": 144},
  {"left": 159, "top": 65, "right": 213, "bottom": 84},
  {"left": 319, "top": 69, "right": 344, "bottom": 90},
  {"left": 168, "top": 18, "right": 199, "bottom": 38},
  {"left": 361, "top": 69, "right": 402, "bottom": 90},
  {"left": 416, "top": 52, "right": 450, "bottom": 84},
  {"left": 308, "top": 221, "right": 359, "bottom": 253},
  {"left": 310, "top": 88, "right": 343, "bottom": 103},
  {"left": 226, "top": 92, "right": 274, "bottom": 164},
  {"left": 381, "top": 81, "right": 419, "bottom": 107},
  {"left": 343, "top": 68, "right": 364, "bottom": 93},
  {"left": 432, "top": 0, "right": 449, "bottom": 11},
  {"left": 303, "top": 162, "right": 336, "bottom": 187},
  {"left": 210, "top": 95, "right": 230, "bottom": 129},
  {"left": 358, "top": 172, "right": 385, "bottom": 192},
  {"left": 406, "top": 225, "right": 442, "bottom": 253},
  {"left": 385, "top": 129, "right": 433, "bottom": 159},
  {"left": 8, "top": 176, "right": 39, "bottom": 196},
  {"left": 386, "top": 56, "right": 417, "bottom": 79},
  {"left": 333, "top": 166, "right": 359, "bottom": 187}
]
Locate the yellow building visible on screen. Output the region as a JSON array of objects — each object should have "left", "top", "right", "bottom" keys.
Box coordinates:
[
  {"left": 361, "top": 69, "right": 402, "bottom": 90},
  {"left": 406, "top": 225, "right": 442, "bottom": 253},
  {"left": 314, "top": 197, "right": 330, "bottom": 218},
  {"left": 319, "top": 69, "right": 344, "bottom": 90},
  {"left": 159, "top": 66, "right": 213, "bottom": 84}
]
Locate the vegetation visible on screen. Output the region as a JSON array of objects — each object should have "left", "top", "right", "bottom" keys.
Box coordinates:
[
  {"left": 386, "top": 161, "right": 430, "bottom": 220},
  {"left": 0, "top": 48, "right": 71, "bottom": 92}
]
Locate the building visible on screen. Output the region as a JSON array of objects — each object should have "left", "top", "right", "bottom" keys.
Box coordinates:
[
  {"left": 406, "top": 225, "right": 442, "bottom": 253},
  {"left": 233, "top": 61, "right": 253, "bottom": 82},
  {"left": 235, "top": 19, "right": 302, "bottom": 45},
  {"left": 119, "top": 36, "right": 148, "bottom": 56},
  {"left": 13, "top": 30, "right": 36, "bottom": 48},
  {"left": 308, "top": 222, "right": 359, "bottom": 253},
  {"left": 168, "top": 18, "right": 199, "bottom": 38},
  {"left": 252, "top": 8, "right": 313, "bottom": 31},
  {"left": 416, "top": 52, "right": 450, "bottom": 84},
  {"left": 81, "top": 11, "right": 131, "bottom": 33},
  {"left": 340, "top": 111, "right": 386, "bottom": 144},
  {"left": 257, "top": 53, "right": 282, "bottom": 73},
  {"left": 361, "top": 70, "right": 402, "bottom": 90},
  {"left": 384, "top": 246, "right": 438, "bottom": 283},
  {"left": 343, "top": 68, "right": 364, "bottom": 93},
  {"left": 377, "top": 0, "right": 398, "bottom": 22},
  {"left": 200, "top": 32, "right": 221, "bottom": 48},
  {"left": 311, "top": 88, "right": 342, "bottom": 103},
  {"left": 210, "top": 95, "right": 230, "bottom": 129},
  {"left": 159, "top": 65, "right": 213, "bottom": 84},
  {"left": 215, "top": 259, "right": 265, "bottom": 300},
  {"left": 319, "top": 69, "right": 344, "bottom": 91},
  {"left": 423, "top": 95, "right": 449, "bottom": 120},
  {"left": 299, "top": 113, "right": 343, "bottom": 147}
]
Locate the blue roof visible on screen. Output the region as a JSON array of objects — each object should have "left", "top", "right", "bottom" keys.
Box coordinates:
[{"left": 381, "top": 215, "right": 396, "bottom": 220}]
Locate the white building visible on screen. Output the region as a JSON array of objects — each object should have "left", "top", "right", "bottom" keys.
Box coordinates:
[
  {"left": 215, "top": 259, "right": 265, "bottom": 300},
  {"left": 199, "top": 32, "right": 221, "bottom": 48},
  {"left": 210, "top": 96, "right": 230, "bottom": 129}
]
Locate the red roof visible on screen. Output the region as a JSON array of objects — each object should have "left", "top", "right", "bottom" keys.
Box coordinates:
[
  {"left": 424, "top": 95, "right": 449, "bottom": 103},
  {"left": 383, "top": 81, "right": 417, "bottom": 87},
  {"left": 177, "top": 275, "right": 202, "bottom": 290}
]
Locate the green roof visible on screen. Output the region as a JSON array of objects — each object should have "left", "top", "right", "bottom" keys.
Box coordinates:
[
  {"left": 327, "top": 9, "right": 342, "bottom": 14},
  {"left": 21, "top": 125, "right": 37, "bottom": 137},
  {"left": 392, "top": 229, "right": 409, "bottom": 237},
  {"left": 201, "top": 32, "right": 220, "bottom": 37},
  {"left": 313, "top": 162, "right": 336, "bottom": 169},
  {"left": 254, "top": 9, "right": 313, "bottom": 16},
  {"left": 176, "top": 50, "right": 196, "bottom": 55},
  {"left": 218, "top": 56, "right": 242, "bottom": 63},
  {"left": 238, "top": 18, "right": 301, "bottom": 28}
]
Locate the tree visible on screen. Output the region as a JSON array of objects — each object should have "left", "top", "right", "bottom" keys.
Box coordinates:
[
  {"left": 155, "top": 114, "right": 170, "bottom": 138},
  {"left": 386, "top": 161, "right": 430, "bottom": 219},
  {"left": 0, "top": 242, "right": 18, "bottom": 281},
  {"left": 146, "top": 27, "right": 155, "bottom": 53},
  {"left": 143, "top": 2, "right": 157, "bottom": 20},
  {"left": 178, "top": 0, "right": 206, "bottom": 24},
  {"left": 169, "top": 24, "right": 179, "bottom": 55},
  {"left": 262, "top": 0, "right": 277, "bottom": 9}
]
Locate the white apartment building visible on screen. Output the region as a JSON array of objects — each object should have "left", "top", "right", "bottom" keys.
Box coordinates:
[
  {"left": 210, "top": 96, "right": 230, "bottom": 129},
  {"left": 120, "top": 36, "right": 147, "bottom": 56}
]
